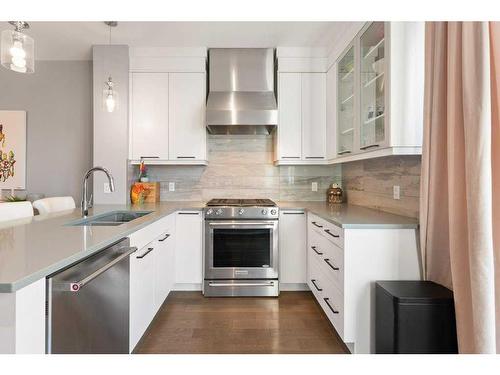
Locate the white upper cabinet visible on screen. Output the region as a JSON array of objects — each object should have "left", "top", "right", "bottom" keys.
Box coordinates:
[
  {"left": 130, "top": 73, "right": 170, "bottom": 160},
  {"left": 129, "top": 50, "right": 208, "bottom": 165},
  {"left": 277, "top": 73, "right": 302, "bottom": 160},
  {"left": 334, "top": 22, "right": 424, "bottom": 162},
  {"left": 301, "top": 73, "right": 326, "bottom": 160},
  {"left": 168, "top": 73, "right": 207, "bottom": 161},
  {"left": 275, "top": 70, "right": 327, "bottom": 165}
]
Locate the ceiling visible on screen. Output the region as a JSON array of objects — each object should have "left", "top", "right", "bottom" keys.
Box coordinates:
[{"left": 0, "top": 21, "right": 351, "bottom": 60}]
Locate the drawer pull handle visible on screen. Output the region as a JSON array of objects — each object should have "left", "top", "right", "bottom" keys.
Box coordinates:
[
  {"left": 158, "top": 234, "right": 170, "bottom": 242},
  {"left": 312, "top": 221, "right": 323, "bottom": 228},
  {"left": 311, "top": 279, "right": 323, "bottom": 291},
  {"left": 136, "top": 247, "right": 154, "bottom": 259},
  {"left": 311, "top": 246, "right": 323, "bottom": 255},
  {"left": 324, "top": 229, "right": 340, "bottom": 238},
  {"left": 323, "top": 298, "right": 339, "bottom": 314},
  {"left": 324, "top": 258, "right": 340, "bottom": 271}
]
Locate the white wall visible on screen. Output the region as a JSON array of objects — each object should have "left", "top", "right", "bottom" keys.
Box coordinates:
[{"left": 0, "top": 61, "right": 92, "bottom": 201}]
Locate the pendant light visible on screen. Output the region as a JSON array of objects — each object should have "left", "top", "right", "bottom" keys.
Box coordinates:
[
  {"left": 1, "top": 21, "right": 35, "bottom": 73},
  {"left": 103, "top": 21, "right": 118, "bottom": 113}
]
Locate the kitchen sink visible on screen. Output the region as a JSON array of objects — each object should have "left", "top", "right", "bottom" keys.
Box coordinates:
[{"left": 66, "top": 210, "right": 153, "bottom": 227}]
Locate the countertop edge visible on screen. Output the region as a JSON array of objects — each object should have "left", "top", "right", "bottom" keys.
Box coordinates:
[
  {"left": 279, "top": 206, "right": 418, "bottom": 229},
  {"left": 1, "top": 206, "right": 203, "bottom": 293},
  {"left": 1, "top": 202, "right": 417, "bottom": 293}
]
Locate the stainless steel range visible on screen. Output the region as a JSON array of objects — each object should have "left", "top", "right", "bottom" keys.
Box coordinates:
[{"left": 203, "top": 199, "right": 279, "bottom": 297}]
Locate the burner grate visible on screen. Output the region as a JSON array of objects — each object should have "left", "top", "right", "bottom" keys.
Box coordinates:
[{"left": 206, "top": 198, "right": 276, "bottom": 207}]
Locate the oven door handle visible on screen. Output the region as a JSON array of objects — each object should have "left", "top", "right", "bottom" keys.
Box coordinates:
[
  {"left": 208, "top": 221, "right": 277, "bottom": 226},
  {"left": 208, "top": 281, "right": 276, "bottom": 287}
]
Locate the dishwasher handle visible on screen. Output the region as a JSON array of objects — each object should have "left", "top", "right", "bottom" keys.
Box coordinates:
[{"left": 69, "top": 246, "right": 137, "bottom": 292}]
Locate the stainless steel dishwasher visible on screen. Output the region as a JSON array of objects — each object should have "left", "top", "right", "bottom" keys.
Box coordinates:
[{"left": 46, "top": 238, "right": 137, "bottom": 354}]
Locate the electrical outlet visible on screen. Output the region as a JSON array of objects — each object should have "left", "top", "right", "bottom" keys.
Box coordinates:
[
  {"left": 393, "top": 185, "right": 401, "bottom": 200},
  {"left": 311, "top": 182, "right": 318, "bottom": 192},
  {"left": 169, "top": 182, "right": 175, "bottom": 192},
  {"left": 104, "top": 182, "right": 111, "bottom": 194}
]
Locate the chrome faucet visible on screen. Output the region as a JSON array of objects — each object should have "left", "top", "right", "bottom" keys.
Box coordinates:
[{"left": 81, "top": 167, "right": 115, "bottom": 217}]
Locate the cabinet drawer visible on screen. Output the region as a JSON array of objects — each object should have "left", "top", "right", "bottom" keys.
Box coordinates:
[
  {"left": 308, "top": 231, "right": 344, "bottom": 292},
  {"left": 317, "top": 236, "right": 344, "bottom": 292},
  {"left": 307, "top": 256, "right": 326, "bottom": 301},
  {"left": 308, "top": 253, "right": 344, "bottom": 340},
  {"left": 321, "top": 281, "right": 345, "bottom": 339},
  {"left": 308, "top": 213, "right": 344, "bottom": 249}
]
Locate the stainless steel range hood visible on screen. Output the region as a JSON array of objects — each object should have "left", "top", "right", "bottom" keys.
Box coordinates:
[{"left": 206, "top": 48, "right": 277, "bottom": 135}]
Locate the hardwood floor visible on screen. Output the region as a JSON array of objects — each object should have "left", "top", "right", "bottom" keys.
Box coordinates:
[{"left": 135, "top": 291, "right": 349, "bottom": 354}]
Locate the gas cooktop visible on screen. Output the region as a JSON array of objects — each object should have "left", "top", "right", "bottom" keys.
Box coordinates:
[
  {"left": 204, "top": 199, "right": 278, "bottom": 219},
  {"left": 206, "top": 198, "right": 277, "bottom": 207}
]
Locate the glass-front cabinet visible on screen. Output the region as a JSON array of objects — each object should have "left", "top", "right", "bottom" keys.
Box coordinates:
[
  {"left": 337, "top": 45, "right": 356, "bottom": 156},
  {"left": 359, "top": 22, "right": 386, "bottom": 151}
]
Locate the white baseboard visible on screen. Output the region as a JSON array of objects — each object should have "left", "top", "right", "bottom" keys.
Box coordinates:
[
  {"left": 279, "top": 283, "right": 310, "bottom": 291},
  {"left": 174, "top": 283, "right": 202, "bottom": 291}
]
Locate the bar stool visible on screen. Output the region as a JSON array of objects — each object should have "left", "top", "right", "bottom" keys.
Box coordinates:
[
  {"left": 0, "top": 201, "right": 34, "bottom": 222},
  {"left": 32, "top": 196, "right": 76, "bottom": 215}
]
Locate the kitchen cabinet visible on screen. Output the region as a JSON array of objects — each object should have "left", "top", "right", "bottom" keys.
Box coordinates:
[
  {"left": 276, "top": 72, "right": 326, "bottom": 164},
  {"left": 154, "top": 230, "right": 175, "bottom": 311},
  {"left": 336, "top": 45, "right": 356, "bottom": 156},
  {"left": 306, "top": 212, "right": 420, "bottom": 353},
  {"left": 129, "top": 213, "right": 176, "bottom": 352},
  {"left": 277, "top": 73, "right": 302, "bottom": 160},
  {"left": 130, "top": 73, "right": 170, "bottom": 160},
  {"left": 175, "top": 211, "right": 203, "bottom": 288},
  {"left": 279, "top": 210, "right": 307, "bottom": 288},
  {"left": 302, "top": 73, "right": 326, "bottom": 160},
  {"left": 129, "top": 241, "right": 157, "bottom": 351},
  {"left": 0, "top": 278, "right": 45, "bottom": 354},
  {"left": 334, "top": 22, "right": 424, "bottom": 162},
  {"left": 168, "top": 73, "right": 207, "bottom": 161},
  {"left": 359, "top": 22, "right": 386, "bottom": 150},
  {"left": 130, "top": 72, "right": 207, "bottom": 165}
]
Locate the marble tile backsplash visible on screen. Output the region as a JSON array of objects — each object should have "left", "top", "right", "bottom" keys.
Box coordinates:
[
  {"left": 131, "top": 135, "right": 342, "bottom": 202},
  {"left": 341, "top": 155, "right": 421, "bottom": 218}
]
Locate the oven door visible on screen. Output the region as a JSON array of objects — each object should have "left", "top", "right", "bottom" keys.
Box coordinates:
[{"left": 205, "top": 220, "right": 279, "bottom": 280}]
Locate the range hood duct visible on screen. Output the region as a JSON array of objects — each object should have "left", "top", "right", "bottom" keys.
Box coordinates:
[{"left": 206, "top": 48, "right": 277, "bottom": 135}]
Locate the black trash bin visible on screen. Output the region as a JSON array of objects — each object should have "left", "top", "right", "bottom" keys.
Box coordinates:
[{"left": 375, "top": 281, "right": 458, "bottom": 353}]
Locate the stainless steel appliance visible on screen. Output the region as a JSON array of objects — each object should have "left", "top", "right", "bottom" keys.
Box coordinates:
[
  {"left": 204, "top": 198, "right": 279, "bottom": 297},
  {"left": 46, "top": 238, "right": 137, "bottom": 353},
  {"left": 206, "top": 48, "right": 278, "bottom": 135}
]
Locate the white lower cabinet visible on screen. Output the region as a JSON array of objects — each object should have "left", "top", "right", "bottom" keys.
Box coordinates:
[
  {"left": 129, "top": 242, "right": 157, "bottom": 351},
  {"left": 129, "top": 214, "right": 176, "bottom": 352},
  {"left": 307, "top": 212, "right": 420, "bottom": 353},
  {"left": 279, "top": 210, "right": 307, "bottom": 288},
  {"left": 154, "top": 231, "right": 175, "bottom": 312},
  {"left": 175, "top": 211, "right": 203, "bottom": 288}
]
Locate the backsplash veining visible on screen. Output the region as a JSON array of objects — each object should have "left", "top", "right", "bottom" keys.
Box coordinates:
[
  {"left": 132, "top": 135, "right": 341, "bottom": 202},
  {"left": 341, "top": 155, "right": 421, "bottom": 218}
]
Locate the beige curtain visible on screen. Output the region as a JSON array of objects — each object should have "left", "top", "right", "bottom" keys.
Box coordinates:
[{"left": 421, "top": 22, "right": 500, "bottom": 354}]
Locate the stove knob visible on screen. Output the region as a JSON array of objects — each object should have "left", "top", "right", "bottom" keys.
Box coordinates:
[
  {"left": 261, "top": 209, "right": 268, "bottom": 215},
  {"left": 216, "top": 209, "right": 223, "bottom": 216},
  {"left": 238, "top": 208, "right": 245, "bottom": 215},
  {"left": 270, "top": 209, "right": 277, "bottom": 215},
  {"left": 206, "top": 208, "right": 214, "bottom": 215}
]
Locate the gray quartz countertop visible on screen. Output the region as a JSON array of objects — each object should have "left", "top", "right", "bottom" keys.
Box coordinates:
[
  {"left": 0, "top": 200, "right": 417, "bottom": 293},
  {"left": 278, "top": 201, "right": 418, "bottom": 229},
  {"left": 0, "top": 202, "right": 204, "bottom": 293}
]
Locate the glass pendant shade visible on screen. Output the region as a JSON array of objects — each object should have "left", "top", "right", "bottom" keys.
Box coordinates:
[
  {"left": 1, "top": 28, "right": 34, "bottom": 74},
  {"left": 103, "top": 77, "right": 118, "bottom": 113}
]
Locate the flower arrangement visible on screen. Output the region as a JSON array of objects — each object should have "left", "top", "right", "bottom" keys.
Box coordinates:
[
  {"left": 139, "top": 160, "right": 149, "bottom": 182},
  {"left": 130, "top": 183, "right": 151, "bottom": 205}
]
